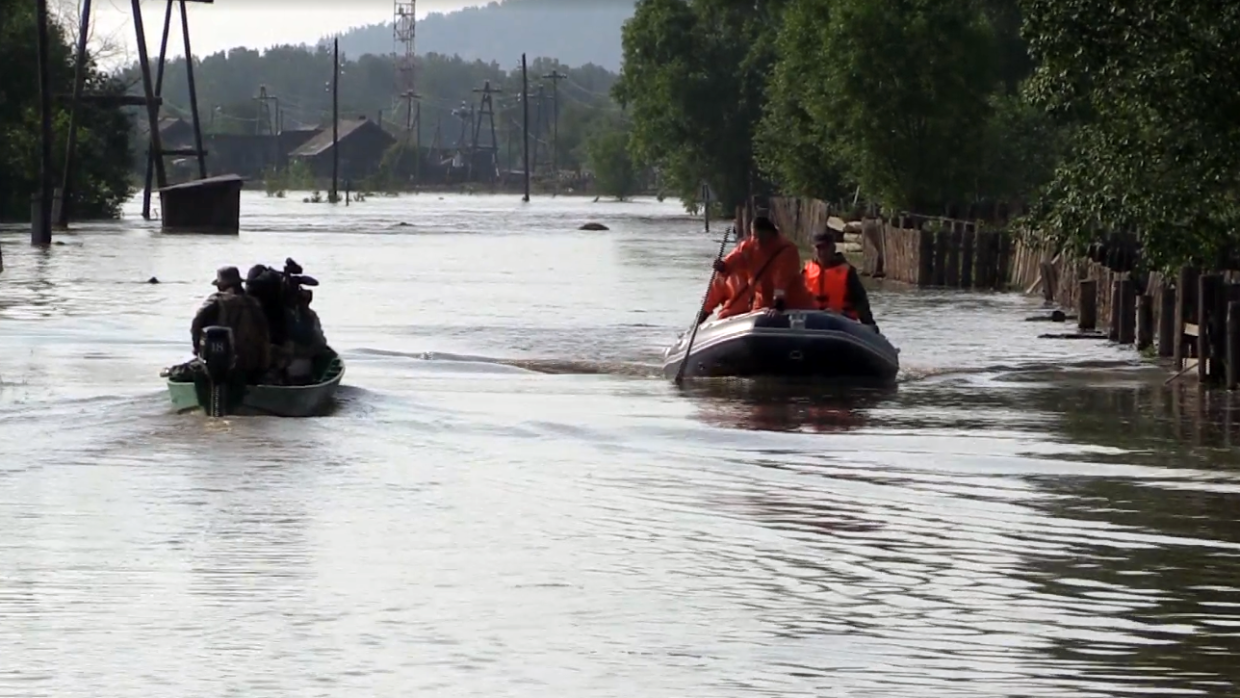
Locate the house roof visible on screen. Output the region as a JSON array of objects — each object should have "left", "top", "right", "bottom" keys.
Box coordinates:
[
  {"left": 139, "top": 116, "right": 190, "bottom": 135},
  {"left": 289, "top": 118, "right": 390, "bottom": 157}
]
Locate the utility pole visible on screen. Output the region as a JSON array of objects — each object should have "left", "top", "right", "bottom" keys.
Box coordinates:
[
  {"left": 331, "top": 36, "right": 339, "bottom": 204},
  {"left": 521, "top": 53, "right": 530, "bottom": 202},
  {"left": 414, "top": 98, "right": 422, "bottom": 190},
  {"left": 141, "top": 0, "right": 174, "bottom": 219},
  {"left": 542, "top": 69, "right": 566, "bottom": 197},
  {"left": 179, "top": 0, "right": 207, "bottom": 180},
  {"left": 254, "top": 85, "right": 279, "bottom": 172},
  {"left": 58, "top": 0, "right": 93, "bottom": 229},
  {"left": 472, "top": 80, "right": 502, "bottom": 186},
  {"left": 531, "top": 84, "right": 545, "bottom": 173},
  {"left": 34, "top": 0, "right": 54, "bottom": 245}
]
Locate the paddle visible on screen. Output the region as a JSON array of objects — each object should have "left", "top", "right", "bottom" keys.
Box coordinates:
[{"left": 675, "top": 224, "right": 732, "bottom": 386}]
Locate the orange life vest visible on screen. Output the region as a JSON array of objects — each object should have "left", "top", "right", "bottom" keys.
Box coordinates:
[{"left": 804, "top": 260, "right": 859, "bottom": 319}]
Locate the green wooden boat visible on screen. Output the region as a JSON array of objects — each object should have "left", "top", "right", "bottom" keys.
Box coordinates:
[{"left": 166, "top": 348, "right": 345, "bottom": 417}]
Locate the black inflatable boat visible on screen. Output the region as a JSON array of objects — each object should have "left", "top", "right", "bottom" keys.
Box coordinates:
[{"left": 661, "top": 309, "right": 900, "bottom": 382}]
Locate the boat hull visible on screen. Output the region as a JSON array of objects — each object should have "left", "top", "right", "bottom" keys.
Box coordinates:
[
  {"left": 661, "top": 310, "right": 899, "bottom": 382},
  {"left": 166, "top": 349, "right": 345, "bottom": 417}
]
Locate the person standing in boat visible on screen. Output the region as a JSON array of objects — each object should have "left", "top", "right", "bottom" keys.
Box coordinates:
[
  {"left": 712, "top": 215, "right": 814, "bottom": 315},
  {"left": 191, "top": 266, "right": 272, "bottom": 383},
  {"left": 802, "top": 229, "right": 878, "bottom": 330}
]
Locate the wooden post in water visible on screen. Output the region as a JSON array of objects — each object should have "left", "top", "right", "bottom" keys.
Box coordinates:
[
  {"left": 1078, "top": 279, "right": 1098, "bottom": 331},
  {"left": 961, "top": 224, "right": 975, "bottom": 288},
  {"left": 1158, "top": 287, "right": 1177, "bottom": 357},
  {"left": 1108, "top": 280, "right": 1121, "bottom": 341},
  {"left": 1118, "top": 278, "right": 1136, "bottom": 345},
  {"left": 1136, "top": 294, "right": 1153, "bottom": 350},
  {"left": 1227, "top": 300, "right": 1240, "bottom": 390},
  {"left": 933, "top": 227, "right": 948, "bottom": 286}
]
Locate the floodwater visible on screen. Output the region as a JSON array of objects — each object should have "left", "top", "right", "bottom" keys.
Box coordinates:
[{"left": 1, "top": 192, "right": 1239, "bottom": 697}]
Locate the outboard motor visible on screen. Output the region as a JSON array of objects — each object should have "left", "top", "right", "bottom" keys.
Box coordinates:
[{"left": 198, "top": 325, "right": 236, "bottom": 417}]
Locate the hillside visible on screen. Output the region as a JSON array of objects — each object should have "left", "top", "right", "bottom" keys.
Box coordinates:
[{"left": 328, "top": 0, "right": 635, "bottom": 71}]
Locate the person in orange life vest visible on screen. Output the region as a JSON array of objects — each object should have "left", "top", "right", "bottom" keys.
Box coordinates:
[
  {"left": 697, "top": 268, "right": 753, "bottom": 324},
  {"left": 712, "top": 216, "right": 814, "bottom": 315},
  {"left": 803, "top": 229, "right": 878, "bottom": 330}
]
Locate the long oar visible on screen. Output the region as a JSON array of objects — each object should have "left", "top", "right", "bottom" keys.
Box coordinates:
[{"left": 674, "top": 225, "right": 732, "bottom": 385}]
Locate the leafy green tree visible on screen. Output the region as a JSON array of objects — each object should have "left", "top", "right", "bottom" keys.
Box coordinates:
[
  {"left": 587, "top": 126, "right": 638, "bottom": 200},
  {"left": 755, "top": 0, "right": 853, "bottom": 203},
  {"left": 807, "top": 0, "right": 997, "bottom": 212},
  {"left": 613, "top": 0, "right": 784, "bottom": 214},
  {"left": 1021, "top": 0, "right": 1240, "bottom": 270},
  {"left": 0, "top": 0, "right": 133, "bottom": 221}
]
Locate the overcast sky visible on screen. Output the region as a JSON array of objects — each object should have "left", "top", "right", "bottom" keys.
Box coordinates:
[{"left": 84, "top": 0, "right": 482, "bottom": 66}]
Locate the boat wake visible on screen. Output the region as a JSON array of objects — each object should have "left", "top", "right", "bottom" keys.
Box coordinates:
[{"left": 346, "top": 348, "right": 662, "bottom": 377}]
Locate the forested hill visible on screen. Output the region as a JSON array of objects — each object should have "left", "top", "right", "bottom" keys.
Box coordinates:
[{"left": 328, "top": 0, "right": 635, "bottom": 71}]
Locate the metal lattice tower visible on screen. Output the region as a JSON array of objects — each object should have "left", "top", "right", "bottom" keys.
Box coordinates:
[{"left": 393, "top": 0, "right": 417, "bottom": 129}]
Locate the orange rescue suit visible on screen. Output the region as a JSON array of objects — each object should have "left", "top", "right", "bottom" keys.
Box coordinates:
[
  {"left": 803, "top": 259, "right": 859, "bottom": 319},
  {"left": 702, "top": 271, "right": 753, "bottom": 319},
  {"left": 719, "top": 235, "right": 814, "bottom": 312}
]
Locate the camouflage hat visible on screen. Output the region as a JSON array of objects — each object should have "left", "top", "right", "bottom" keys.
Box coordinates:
[{"left": 212, "top": 266, "right": 243, "bottom": 288}]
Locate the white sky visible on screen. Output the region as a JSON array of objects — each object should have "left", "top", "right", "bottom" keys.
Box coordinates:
[{"left": 82, "top": 0, "right": 482, "bottom": 67}]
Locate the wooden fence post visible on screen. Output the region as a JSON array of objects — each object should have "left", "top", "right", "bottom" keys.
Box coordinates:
[
  {"left": 1173, "top": 266, "right": 1199, "bottom": 370},
  {"left": 1109, "top": 280, "right": 1121, "bottom": 342},
  {"left": 945, "top": 224, "right": 962, "bottom": 287},
  {"left": 1079, "top": 279, "right": 1098, "bottom": 331},
  {"left": 1118, "top": 278, "right": 1137, "bottom": 345},
  {"left": 1229, "top": 300, "right": 1240, "bottom": 390},
  {"left": 933, "top": 227, "right": 949, "bottom": 287},
  {"left": 917, "top": 228, "right": 935, "bottom": 287},
  {"left": 1199, "top": 273, "right": 1224, "bottom": 384},
  {"left": 996, "top": 232, "right": 1012, "bottom": 290},
  {"left": 1040, "top": 261, "right": 1057, "bottom": 304},
  {"left": 961, "top": 224, "right": 975, "bottom": 288},
  {"left": 1158, "top": 288, "right": 1176, "bottom": 357},
  {"left": 1136, "top": 294, "right": 1153, "bottom": 350}
]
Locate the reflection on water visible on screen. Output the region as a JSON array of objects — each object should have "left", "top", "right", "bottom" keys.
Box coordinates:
[
  {"left": 1, "top": 193, "right": 1238, "bottom": 697},
  {"left": 680, "top": 378, "right": 895, "bottom": 433}
]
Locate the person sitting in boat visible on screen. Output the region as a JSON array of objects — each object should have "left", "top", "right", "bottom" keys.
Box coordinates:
[
  {"left": 698, "top": 232, "right": 754, "bottom": 324},
  {"left": 712, "top": 215, "right": 814, "bottom": 315},
  {"left": 698, "top": 269, "right": 753, "bottom": 325},
  {"left": 803, "top": 229, "right": 878, "bottom": 330},
  {"left": 283, "top": 287, "right": 328, "bottom": 385},
  {"left": 190, "top": 266, "right": 272, "bottom": 383},
  {"left": 245, "top": 264, "right": 289, "bottom": 346}
]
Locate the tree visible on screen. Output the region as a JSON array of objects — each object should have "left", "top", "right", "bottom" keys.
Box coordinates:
[
  {"left": 755, "top": 0, "right": 853, "bottom": 203},
  {"left": 587, "top": 126, "right": 638, "bottom": 200},
  {"left": 805, "top": 0, "right": 997, "bottom": 213},
  {"left": 1021, "top": 0, "right": 1240, "bottom": 271},
  {"left": 613, "top": 0, "right": 784, "bottom": 214},
  {"left": 0, "top": 0, "right": 133, "bottom": 221}
]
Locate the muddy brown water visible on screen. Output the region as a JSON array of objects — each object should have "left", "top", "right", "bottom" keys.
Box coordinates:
[{"left": 1, "top": 192, "right": 1238, "bottom": 697}]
